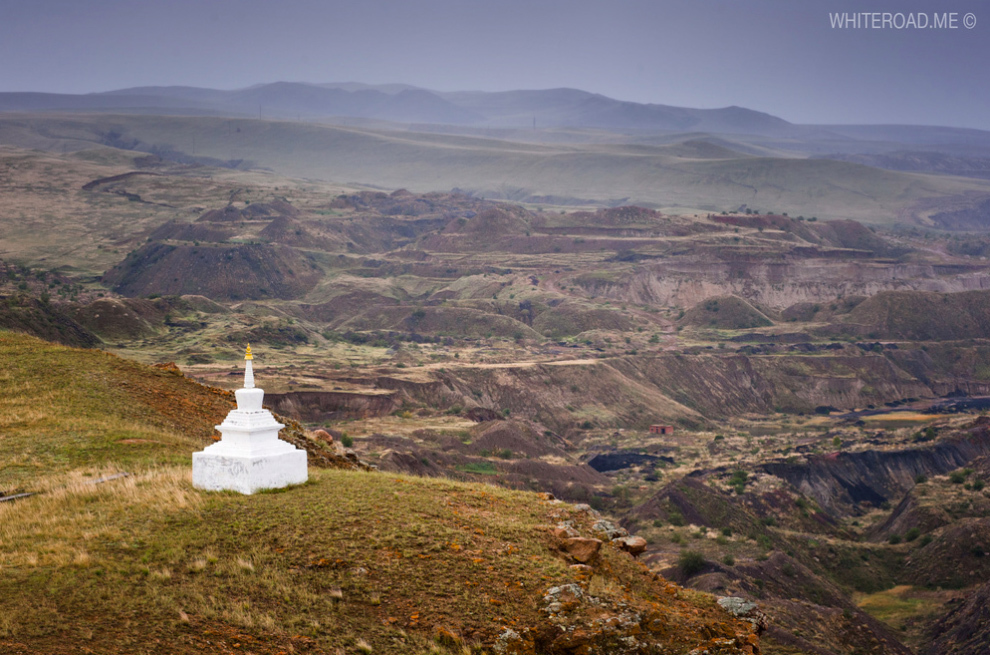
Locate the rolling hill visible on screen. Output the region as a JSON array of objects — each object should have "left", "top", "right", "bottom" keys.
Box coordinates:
[{"left": 3, "top": 112, "right": 990, "bottom": 223}]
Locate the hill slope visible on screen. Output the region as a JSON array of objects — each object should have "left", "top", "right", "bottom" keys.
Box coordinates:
[
  {"left": 844, "top": 290, "right": 990, "bottom": 340},
  {"left": 0, "top": 332, "right": 763, "bottom": 654},
  {"left": 0, "top": 330, "right": 232, "bottom": 487}
]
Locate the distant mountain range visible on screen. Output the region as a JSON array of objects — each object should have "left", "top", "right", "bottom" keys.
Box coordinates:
[
  {"left": 5, "top": 81, "right": 990, "bottom": 212},
  {"left": 0, "top": 81, "right": 798, "bottom": 135}
]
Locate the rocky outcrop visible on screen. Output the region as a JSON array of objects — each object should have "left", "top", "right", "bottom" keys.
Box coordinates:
[
  {"left": 761, "top": 430, "right": 990, "bottom": 515},
  {"left": 274, "top": 418, "right": 375, "bottom": 471},
  {"left": 559, "top": 537, "right": 602, "bottom": 564}
]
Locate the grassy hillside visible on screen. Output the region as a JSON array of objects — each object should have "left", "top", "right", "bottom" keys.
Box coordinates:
[
  {"left": 0, "top": 330, "right": 233, "bottom": 488},
  {"left": 0, "top": 332, "right": 762, "bottom": 654},
  {"left": 3, "top": 113, "right": 990, "bottom": 223},
  {"left": 0, "top": 294, "right": 100, "bottom": 347}
]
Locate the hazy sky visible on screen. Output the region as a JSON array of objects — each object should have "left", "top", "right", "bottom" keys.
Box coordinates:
[{"left": 1, "top": 0, "right": 987, "bottom": 128}]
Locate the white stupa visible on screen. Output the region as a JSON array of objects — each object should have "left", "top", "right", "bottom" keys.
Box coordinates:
[{"left": 192, "top": 344, "right": 308, "bottom": 494}]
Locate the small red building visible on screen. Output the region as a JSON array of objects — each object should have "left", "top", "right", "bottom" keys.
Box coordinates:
[{"left": 649, "top": 425, "right": 674, "bottom": 435}]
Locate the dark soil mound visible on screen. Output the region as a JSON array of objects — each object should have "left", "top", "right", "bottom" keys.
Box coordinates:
[
  {"left": 679, "top": 296, "right": 773, "bottom": 330},
  {"left": 468, "top": 420, "right": 566, "bottom": 458},
  {"left": 104, "top": 242, "right": 322, "bottom": 301},
  {"left": 532, "top": 302, "right": 635, "bottom": 338},
  {"left": 781, "top": 296, "right": 865, "bottom": 322}
]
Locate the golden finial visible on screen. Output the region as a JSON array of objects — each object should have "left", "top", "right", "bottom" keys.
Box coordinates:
[{"left": 245, "top": 344, "right": 254, "bottom": 360}]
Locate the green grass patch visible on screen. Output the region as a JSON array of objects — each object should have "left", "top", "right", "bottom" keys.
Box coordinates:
[
  {"left": 856, "top": 585, "right": 929, "bottom": 625},
  {"left": 455, "top": 461, "right": 498, "bottom": 475}
]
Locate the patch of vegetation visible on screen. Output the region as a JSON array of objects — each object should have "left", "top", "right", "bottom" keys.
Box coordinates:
[
  {"left": 456, "top": 461, "right": 498, "bottom": 475},
  {"left": 678, "top": 550, "right": 707, "bottom": 576}
]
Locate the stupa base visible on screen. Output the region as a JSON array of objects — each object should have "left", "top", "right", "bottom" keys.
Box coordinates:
[{"left": 192, "top": 448, "right": 308, "bottom": 495}]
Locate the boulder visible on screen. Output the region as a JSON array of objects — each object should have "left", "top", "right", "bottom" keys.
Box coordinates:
[
  {"left": 592, "top": 518, "right": 628, "bottom": 540},
  {"left": 552, "top": 522, "right": 580, "bottom": 539},
  {"left": 560, "top": 537, "right": 602, "bottom": 563},
  {"left": 312, "top": 429, "right": 334, "bottom": 444},
  {"left": 615, "top": 535, "right": 648, "bottom": 557}
]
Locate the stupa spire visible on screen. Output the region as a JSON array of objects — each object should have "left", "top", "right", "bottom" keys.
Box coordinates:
[
  {"left": 193, "top": 342, "right": 307, "bottom": 494},
  {"left": 244, "top": 344, "right": 255, "bottom": 389}
]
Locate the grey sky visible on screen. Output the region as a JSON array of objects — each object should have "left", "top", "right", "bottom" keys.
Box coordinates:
[{"left": 1, "top": 0, "right": 987, "bottom": 128}]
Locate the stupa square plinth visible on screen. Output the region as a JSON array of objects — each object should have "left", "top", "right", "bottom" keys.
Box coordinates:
[{"left": 192, "top": 345, "right": 307, "bottom": 494}]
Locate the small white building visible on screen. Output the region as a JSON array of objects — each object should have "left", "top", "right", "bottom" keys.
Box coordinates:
[{"left": 192, "top": 345, "right": 307, "bottom": 494}]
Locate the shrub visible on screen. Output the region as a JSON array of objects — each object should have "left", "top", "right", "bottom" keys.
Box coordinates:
[
  {"left": 888, "top": 534, "right": 902, "bottom": 545},
  {"left": 949, "top": 471, "right": 967, "bottom": 484},
  {"left": 905, "top": 527, "right": 921, "bottom": 542},
  {"left": 341, "top": 433, "right": 354, "bottom": 448},
  {"left": 722, "top": 554, "right": 735, "bottom": 566},
  {"left": 728, "top": 470, "right": 749, "bottom": 495},
  {"left": 678, "top": 550, "right": 707, "bottom": 576}
]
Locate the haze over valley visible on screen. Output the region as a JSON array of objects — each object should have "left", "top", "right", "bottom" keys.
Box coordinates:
[{"left": 4, "top": 2, "right": 990, "bottom": 654}]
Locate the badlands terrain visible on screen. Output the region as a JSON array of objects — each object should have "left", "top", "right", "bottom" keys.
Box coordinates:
[{"left": 3, "top": 99, "right": 990, "bottom": 654}]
